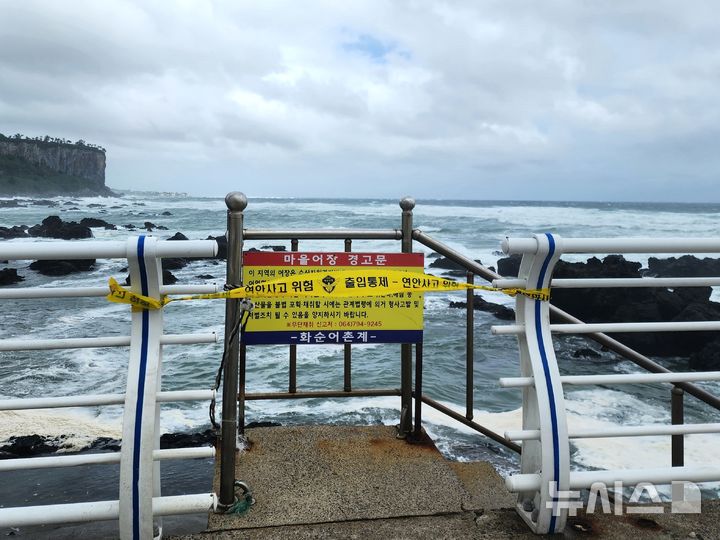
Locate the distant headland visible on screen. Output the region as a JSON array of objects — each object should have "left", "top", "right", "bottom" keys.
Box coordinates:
[{"left": 0, "top": 133, "right": 116, "bottom": 197}]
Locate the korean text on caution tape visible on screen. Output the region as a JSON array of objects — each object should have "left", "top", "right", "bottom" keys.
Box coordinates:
[{"left": 106, "top": 270, "right": 550, "bottom": 310}]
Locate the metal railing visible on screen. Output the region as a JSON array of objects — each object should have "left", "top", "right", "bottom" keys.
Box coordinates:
[
  {"left": 0, "top": 237, "right": 220, "bottom": 539},
  {"left": 219, "top": 193, "right": 411, "bottom": 506},
  {"left": 7, "top": 200, "right": 718, "bottom": 537},
  {"left": 491, "top": 234, "right": 720, "bottom": 534},
  {"left": 218, "top": 194, "right": 720, "bottom": 534},
  {"left": 217, "top": 195, "right": 520, "bottom": 503}
]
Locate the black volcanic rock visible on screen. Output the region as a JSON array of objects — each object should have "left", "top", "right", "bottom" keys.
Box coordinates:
[
  {"left": 0, "top": 429, "right": 216, "bottom": 459},
  {"left": 124, "top": 269, "right": 178, "bottom": 285},
  {"left": 162, "top": 258, "right": 187, "bottom": 271},
  {"left": 160, "top": 429, "right": 215, "bottom": 449},
  {"left": 207, "top": 234, "right": 227, "bottom": 259},
  {"left": 80, "top": 217, "right": 116, "bottom": 230},
  {"left": 690, "top": 338, "right": 720, "bottom": 370},
  {"left": 573, "top": 348, "right": 602, "bottom": 359},
  {"left": 260, "top": 245, "right": 287, "bottom": 252},
  {"left": 143, "top": 221, "right": 168, "bottom": 231},
  {"left": 430, "top": 256, "right": 482, "bottom": 277},
  {"left": 0, "top": 200, "right": 22, "bottom": 208},
  {"left": 162, "top": 233, "right": 191, "bottom": 269},
  {"left": 85, "top": 437, "right": 121, "bottom": 452},
  {"left": 30, "top": 199, "right": 59, "bottom": 207},
  {"left": 497, "top": 254, "right": 522, "bottom": 276},
  {"left": 28, "top": 215, "right": 92, "bottom": 240},
  {"left": 246, "top": 421, "right": 282, "bottom": 428},
  {"left": 29, "top": 259, "right": 95, "bottom": 276},
  {"left": 450, "top": 295, "right": 515, "bottom": 320},
  {"left": 0, "top": 435, "right": 60, "bottom": 458},
  {"left": 0, "top": 268, "right": 24, "bottom": 285},
  {"left": 0, "top": 225, "right": 28, "bottom": 239},
  {"left": 648, "top": 255, "right": 720, "bottom": 278},
  {"left": 163, "top": 269, "right": 178, "bottom": 284},
  {"left": 494, "top": 253, "right": 720, "bottom": 359}
]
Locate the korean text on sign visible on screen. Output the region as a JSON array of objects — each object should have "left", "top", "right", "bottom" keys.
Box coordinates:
[{"left": 242, "top": 251, "right": 424, "bottom": 345}]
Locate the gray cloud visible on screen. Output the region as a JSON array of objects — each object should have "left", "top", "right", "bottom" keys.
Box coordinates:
[{"left": 1, "top": 0, "right": 719, "bottom": 200}]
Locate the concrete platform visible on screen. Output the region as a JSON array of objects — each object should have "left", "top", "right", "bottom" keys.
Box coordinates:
[
  {"left": 169, "top": 425, "right": 720, "bottom": 539},
  {"left": 207, "top": 425, "right": 510, "bottom": 531}
]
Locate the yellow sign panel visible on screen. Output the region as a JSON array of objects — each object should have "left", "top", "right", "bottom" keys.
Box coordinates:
[{"left": 242, "top": 252, "right": 424, "bottom": 345}]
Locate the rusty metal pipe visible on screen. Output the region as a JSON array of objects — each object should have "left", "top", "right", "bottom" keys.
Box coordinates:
[
  {"left": 245, "top": 388, "right": 400, "bottom": 400},
  {"left": 344, "top": 238, "right": 352, "bottom": 392},
  {"left": 672, "top": 387, "right": 685, "bottom": 467},
  {"left": 422, "top": 395, "right": 521, "bottom": 453}
]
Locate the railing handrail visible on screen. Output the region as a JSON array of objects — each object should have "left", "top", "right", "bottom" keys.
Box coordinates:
[
  {"left": 0, "top": 447, "right": 216, "bottom": 472},
  {"left": 0, "top": 236, "right": 219, "bottom": 537},
  {"left": 500, "top": 370, "right": 720, "bottom": 387},
  {"left": 497, "top": 233, "right": 720, "bottom": 535},
  {"left": 503, "top": 236, "right": 720, "bottom": 254},
  {"left": 495, "top": 276, "right": 720, "bottom": 288},
  {"left": 0, "top": 284, "right": 218, "bottom": 299},
  {"left": 0, "top": 332, "right": 216, "bottom": 351},
  {"left": 494, "top": 320, "right": 720, "bottom": 334},
  {"left": 0, "top": 239, "right": 217, "bottom": 260},
  {"left": 507, "top": 466, "right": 720, "bottom": 492},
  {"left": 0, "top": 494, "right": 217, "bottom": 529},
  {"left": 414, "top": 228, "right": 720, "bottom": 412},
  {"left": 506, "top": 422, "right": 720, "bottom": 441},
  {"left": 244, "top": 228, "right": 402, "bottom": 240},
  {"left": 0, "top": 389, "right": 215, "bottom": 410}
]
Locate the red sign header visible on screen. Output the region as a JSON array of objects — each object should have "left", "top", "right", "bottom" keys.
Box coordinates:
[{"left": 244, "top": 252, "right": 424, "bottom": 267}]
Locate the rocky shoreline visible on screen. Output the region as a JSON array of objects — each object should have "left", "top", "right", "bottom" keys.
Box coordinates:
[
  {"left": 0, "top": 422, "right": 283, "bottom": 460},
  {"left": 438, "top": 253, "right": 720, "bottom": 369},
  {"left": 0, "top": 429, "right": 216, "bottom": 460}
]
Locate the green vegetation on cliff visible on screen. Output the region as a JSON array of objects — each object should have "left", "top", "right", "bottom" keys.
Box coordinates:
[{"left": 0, "top": 133, "right": 115, "bottom": 197}]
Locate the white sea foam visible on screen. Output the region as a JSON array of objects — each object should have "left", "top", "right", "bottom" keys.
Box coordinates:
[
  {"left": 251, "top": 392, "right": 718, "bottom": 483},
  {"left": 0, "top": 409, "right": 122, "bottom": 450}
]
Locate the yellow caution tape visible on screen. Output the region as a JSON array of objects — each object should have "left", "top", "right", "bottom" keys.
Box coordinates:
[
  {"left": 106, "top": 270, "right": 549, "bottom": 310},
  {"left": 107, "top": 277, "right": 164, "bottom": 310}
]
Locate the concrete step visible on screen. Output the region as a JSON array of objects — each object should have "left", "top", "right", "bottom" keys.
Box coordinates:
[{"left": 208, "top": 425, "right": 472, "bottom": 531}]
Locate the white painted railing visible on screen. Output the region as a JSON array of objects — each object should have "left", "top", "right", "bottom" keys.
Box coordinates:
[
  {"left": 491, "top": 234, "right": 720, "bottom": 535},
  {"left": 0, "top": 236, "right": 220, "bottom": 539}
]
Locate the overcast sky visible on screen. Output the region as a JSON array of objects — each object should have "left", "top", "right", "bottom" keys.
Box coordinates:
[{"left": 1, "top": 1, "right": 719, "bottom": 201}]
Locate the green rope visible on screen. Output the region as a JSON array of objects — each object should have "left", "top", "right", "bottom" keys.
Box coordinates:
[
  {"left": 223, "top": 481, "right": 255, "bottom": 515},
  {"left": 227, "top": 492, "right": 254, "bottom": 515}
]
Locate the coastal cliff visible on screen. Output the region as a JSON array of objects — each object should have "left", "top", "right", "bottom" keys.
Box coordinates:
[{"left": 0, "top": 134, "right": 114, "bottom": 196}]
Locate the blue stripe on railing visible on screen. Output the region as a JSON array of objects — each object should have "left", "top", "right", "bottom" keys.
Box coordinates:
[
  {"left": 535, "top": 233, "right": 559, "bottom": 532},
  {"left": 132, "top": 236, "right": 150, "bottom": 540}
]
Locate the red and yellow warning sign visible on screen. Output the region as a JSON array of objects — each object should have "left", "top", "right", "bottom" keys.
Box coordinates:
[{"left": 242, "top": 252, "right": 424, "bottom": 345}]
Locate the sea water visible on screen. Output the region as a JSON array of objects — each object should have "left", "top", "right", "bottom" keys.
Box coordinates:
[{"left": 2, "top": 194, "right": 720, "bottom": 507}]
